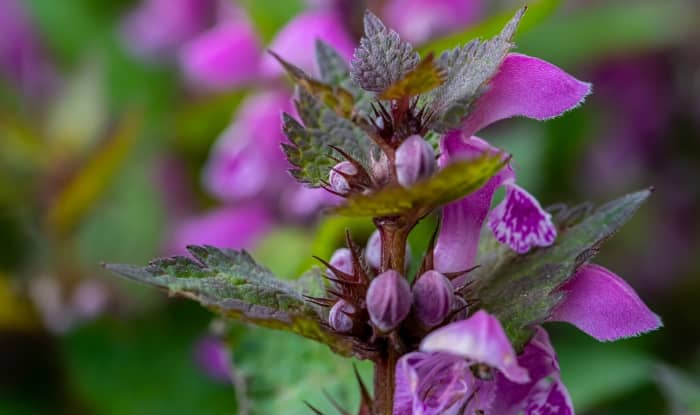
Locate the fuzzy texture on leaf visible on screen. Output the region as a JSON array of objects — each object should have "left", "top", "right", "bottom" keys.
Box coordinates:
[
  {"left": 106, "top": 245, "right": 356, "bottom": 356},
  {"left": 350, "top": 11, "right": 420, "bottom": 92},
  {"left": 427, "top": 7, "right": 524, "bottom": 132},
  {"left": 378, "top": 54, "right": 446, "bottom": 100},
  {"left": 335, "top": 153, "right": 505, "bottom": 217},
  {"left": 282, "top": 90, "right": 377, "bottom": 186},
  {"left": 473, "top": 189, "right": 652, "bottom": 348},
  {"left": 549, "top": 263, "right": 662, "bottom": 341}
]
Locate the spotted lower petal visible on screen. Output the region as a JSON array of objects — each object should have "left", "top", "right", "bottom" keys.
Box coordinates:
[
  {"left": 488, "top": 183, "right": 557, "bottom": 254},
  {"left": 549, "top": 264, "right": 662, "bottom": 341}
]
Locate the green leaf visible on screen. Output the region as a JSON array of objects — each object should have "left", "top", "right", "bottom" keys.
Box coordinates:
[
  {"left": 336, "top": 154, "right": 505, "bottom": 217},
  {"left": 378, "top": 54, "right": 446, "bottom": 100},
  {"left": 282, "top": 91, "right": 378, "bottom": 186},
  {"left": 426, "top": 7, "right": 524, "bottom": 132},
  {"left": 350, "top": 11, "right": 420, "bottom": 93},
  {"left": 106, "top": 245, "right": 355, "bottom": 356},
  {"left": 316, "top": 40, "right": 352, "bottom": 86},
  {"left": 655, "top": 364, "right": 700, "bottom": 414},
  {"left": 271, "top": 51, "right": 355, "bottom": 118},
  {"left": 474, "top": 189, "right": 652, "bottom": 348}
]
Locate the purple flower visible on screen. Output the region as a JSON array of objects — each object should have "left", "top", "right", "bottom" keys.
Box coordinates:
[
  {"left": 366, "top": 269, "right": 413, "bottom": 332},
  {"left": 412, "top": 270, "right": 454, "bottom": 327},
  {"left": 0, "top": 0, "right": 53, "bottom": 98},
  {"left": 395, "top": 135, "right": 437, "bottom": 187},
  {"left": 167, "top": 202, "right": 274, "bottom": 254},
  {"left": 121, "top": 0, "right": 215, "bottom": 58},
  {"left": 434, "top": 53, "right": 592, "bottom": 272},
  {"left": 548, "top": 264, "right": 662, "bottom": 341},
  {"left": 193, "top": 336, "right": 233, "bottom": 383},
  {"left": 179, "top": 21, "right": 261, "bottom": 90},
  {"left": 383, "top": 0, "right": 484, "bottom": 44}
]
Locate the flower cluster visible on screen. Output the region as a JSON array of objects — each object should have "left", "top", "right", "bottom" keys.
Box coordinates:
[
  {"left": 295, "top": 9, "right": 661, "bottom": 414},
  {"left": 110, "top": 6, "right": 662, "bottom": 415}
]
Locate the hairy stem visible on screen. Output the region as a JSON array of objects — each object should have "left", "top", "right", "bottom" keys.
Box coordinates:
[{"left": 372, "top": 215, "right": 416, "bottom": 414}]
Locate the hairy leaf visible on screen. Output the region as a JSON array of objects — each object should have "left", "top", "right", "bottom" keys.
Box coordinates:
[
  {"left": 379, "top": 54, "right": 446, "bottom": 100},
  {"left": 283, "top": 91, "right": 378, "bottom": 186},
  {"left": 271, "top": 51, "right": 355, "bottom": 118},
  {"left": 350, "top": 11, "right": 420, "bottom": 92},
  {"left": 106, "top": 245, "right": 355, "bottom": 356},
  {"left": 427, "top": 7, "right": 524, "bottom": 132},
  {"left": 336, "top": 154, "right": 505, "bottom": 217},
  {"left": 316, "top": 40, "right": 374, "bottom": 117},
  {"left": 474, "top": 189, "right": 652, "bottom": 348}
]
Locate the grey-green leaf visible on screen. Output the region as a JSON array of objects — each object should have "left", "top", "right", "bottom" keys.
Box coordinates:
[
  {"left": 350, "top": 11, "right": 420, "bottom": 92},
  {"left": 427, "top": 7, "right": 524, "bottom": 132},
  {"left": 106, "top": 245, "right": 355, "bottom": 356},
  {"left": 474, "top": 189, "right": 652, "bottom": 348},
  {"left": 282, "top": 90, "right": 378, "bottom": 186}
]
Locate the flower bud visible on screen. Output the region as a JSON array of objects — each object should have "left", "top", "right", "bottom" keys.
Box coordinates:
[
  {"left": 365, "top": 230, "right": 412, "bottom": 270},
  {"left": 412, "top": 270, "right": 454, "bottom": 327},
  {"left": 366, "top": 270, "right": 412, "bottom": 332},
  {"left": 328, "top": 248, "right": 353, "bottom": 279},
  {"left": 328, "top": 300, "right": 356, "bottom": 333},
  {"left": 328, "top": 161, "right": 357, "bottom": 195},
  {"left": 395, "top": 135, "right": 436, "bottom": 187}
]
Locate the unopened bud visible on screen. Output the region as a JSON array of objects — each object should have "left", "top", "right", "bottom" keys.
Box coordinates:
[
  {"left": 371, "top": 151, "right": 391, "bottom": 187},
  {"left": 365, "top": 230, "right": 412, "bottom": 270},
  {"left": 328, "top": 161, "right": 357, "bottom": 195},
  {"left": 328, "top": 248, "right": 353, "bottom": 279},
  {"left": 329, "top": 300, "right": 356, "bottom": 333},
  {"left": 413, "top": 270, "right": 454, "bottom": 327},
  {"left": 395, "top": 135, "right": 436, "bottom": 187},
  {"left": 366, "top": 270, "right": 412, "bottom": 332}
]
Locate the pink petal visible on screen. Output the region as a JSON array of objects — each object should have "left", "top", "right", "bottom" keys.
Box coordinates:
[
  {"left": 121, "top": 0, "right": 214, "bottom": 58},
  {"left": 488, "top": 183, "right": 557, "bottom": 254},
  {"left": 180, "top": 22, "right": 261, "bottom": 91},
  {"left": 523, "top": 378, "right": 574, "bottom": 415},
  {"left": 433, "top": 132, "right": 513, "bottom": 273},
  {"left": 203, "top": 91, "right": 292, "bottom": 201},
  {"left": 462, "top": 53, "right": 592, "bottom": 136},
  {"left": 383, "top": 0, "right": 483, "bottom": 44},
  {"left": 420, "top": 310, "right": 530, "bottom": 383},
  {"left": 491, "top": 327, "right": 570, "bottom": 414},
  {"left": 167, "top": 203, "right": 274, "bottom": 255},
  {"left": 260, "top": 10, "right": 355, "bottom": 78},
  {"left": 549, "top": 264, "right": 662, "bottom": 341}
]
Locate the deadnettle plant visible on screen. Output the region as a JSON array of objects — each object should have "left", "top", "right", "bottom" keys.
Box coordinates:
[{"left": 108, "top": 8, "right": 661, "bottom": 414}]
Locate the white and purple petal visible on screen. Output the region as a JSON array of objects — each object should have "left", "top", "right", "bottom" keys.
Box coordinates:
[
  {"left": 462, "top": 53, "right": 592, "bottom": 136},
  {"left": 548, "top": 264, "right": 662, "bottom": 341},
  {"left": 420, "top": 310, "right": 530, "bottom": 383},
  {"left": 488, "top": 183, "right": 557, "bottom": 254},
  {"left": 394, "top": 352, "right": 474, "bottom": 415}
]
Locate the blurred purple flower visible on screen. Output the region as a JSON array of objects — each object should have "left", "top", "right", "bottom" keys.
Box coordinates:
[
  {"left": 167, "top": 202, "right": 274, "bottom": 255},
  {"left": 194, "top": 336, "right": 233, "bottom": 383},
  {"left": 121, "top": 0, "right": 215, "bottom": 59},
  {"left": 383, "top": 0, "right": 483, "bottom": 44},
  {"left": 0, "top": 0, "right": 53, "bottom": 98}
]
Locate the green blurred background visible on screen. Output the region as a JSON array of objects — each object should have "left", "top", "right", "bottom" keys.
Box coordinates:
[{"left": 1, "top": 0, "right": 699, "bottom": 413}]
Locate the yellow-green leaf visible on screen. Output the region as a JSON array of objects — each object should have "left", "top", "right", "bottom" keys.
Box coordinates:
[
  {"left": 379, "top": 54, "right": 446, "bottom": 100},
  {"left": 271, "top": 51, "right": 355, "bottom": 118},
  {"left": 336, "top": 154, "right": 505, "bottom": 217}
]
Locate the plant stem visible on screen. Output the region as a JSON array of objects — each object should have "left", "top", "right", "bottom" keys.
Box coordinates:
[{"left": 373, "top": 346, "right": 399, "bottom": 414}]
